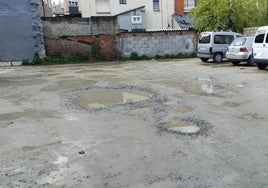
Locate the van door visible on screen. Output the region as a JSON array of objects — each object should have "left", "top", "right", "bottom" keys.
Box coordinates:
[
  {"left": 263, "top": 32, "right": 268, "bottom": 59},
  {"left": 253, "top": 28, "right": 266, "bottom": 60}
]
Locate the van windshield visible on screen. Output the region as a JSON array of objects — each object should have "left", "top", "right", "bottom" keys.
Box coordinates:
[{"left": 199, "top": 33, "right": 211, "bottom": 44}]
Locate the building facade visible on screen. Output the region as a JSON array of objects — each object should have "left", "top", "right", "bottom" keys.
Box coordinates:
[
  {"left": 80, "top": 0, "right": 175, "bottom": 30},
  {"left": 39, "top": 0, "right": 53, "bottom": 17}
]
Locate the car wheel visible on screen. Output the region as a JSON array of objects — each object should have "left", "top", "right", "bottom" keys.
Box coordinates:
[
  {"left": 201, "top": 58, "right": 209, "bottom": 62},
  {"left": 257, "top": 63, "right": 267, "bottom": 70},
  {"left": 213, "top": 53, "right": 223, "bottom": 63},
  {"left": 247, "top": 55, "right": 255, "bottom": 66},
  {"left": 231, "top": 61, "right": 240, "bottom": 65}
]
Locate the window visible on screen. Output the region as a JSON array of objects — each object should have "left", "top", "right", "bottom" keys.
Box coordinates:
[
  {"left": 119, "top": 0, "right": 126, "bottom": 4},
  {"left": 131, "top": 16, "right": 142, "bottom": 24},
  {"left": 184, "top": 0, "right": 195, "bottom": 11},
  {"left": 96, "top": 0, "right": 110, "bottom": 13},
  {"left": 255, "top": 34, "right": 265, "bottom": 43},
  {"left": 265, "top": 34, "right": 268, "bottom": 43},
  {"left": 214, "top": 35, "right": 234, "bottom": 44},
  {"left": 153, "top": 0, "right": 160, "bottom": 10},
  {"left": 199, "top": 33, "right": 211, "bottom": 44}
]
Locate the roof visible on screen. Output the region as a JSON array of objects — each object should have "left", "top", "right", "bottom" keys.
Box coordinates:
[
  {"left": 173, "top": 14, "right": 194, "bottom": 29},
  {"left": 116, "top": 6, "right": 145, "bottom": 16}
]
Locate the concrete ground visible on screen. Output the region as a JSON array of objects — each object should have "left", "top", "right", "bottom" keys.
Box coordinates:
[{"left": 0, "top": 58, "right": 268, "bottom": 188}]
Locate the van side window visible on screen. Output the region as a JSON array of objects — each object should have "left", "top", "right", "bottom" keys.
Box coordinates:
[
  {"left": 266, "top": 34, "right": 268, "bottom": 43},
  {"left": 214, "top": 35, "right": 234, "bottom": 44},
  {"left": 255, "top": 34, "right": 265, "bottom": 43}
]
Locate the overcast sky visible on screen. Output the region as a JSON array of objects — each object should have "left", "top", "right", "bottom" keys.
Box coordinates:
[{"left": 52, "top": 0, "right": 61, "bottom": 4}]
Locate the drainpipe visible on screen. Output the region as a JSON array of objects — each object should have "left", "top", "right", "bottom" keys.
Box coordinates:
[
  {"left": 161, "top": 0, "right": 163, "bottom": 28},
  {"left": 42, "top": 0, "right": 46, "bottom": 17}
]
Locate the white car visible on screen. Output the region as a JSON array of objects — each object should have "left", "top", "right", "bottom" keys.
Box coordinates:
[{"left": 226, "top": 36, "right": 254, "bottom": 65}]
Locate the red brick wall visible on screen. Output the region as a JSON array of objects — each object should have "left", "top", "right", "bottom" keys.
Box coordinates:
[
  {"left": 44, "top": 35, "right": 118, "bottom": 61},
  {"left": 175, "top": 0, "right": 184, "bottom": 14}
]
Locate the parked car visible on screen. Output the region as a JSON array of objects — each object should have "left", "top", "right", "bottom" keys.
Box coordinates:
[
  {"left": 197, "top": 31, "right": 243, "bottom": 63},
  {"left": 252, "top": 26, "right": 268, "bottom": 70},
  {"left": 226, "top": 36, "right": 254, "bottom": 65}
]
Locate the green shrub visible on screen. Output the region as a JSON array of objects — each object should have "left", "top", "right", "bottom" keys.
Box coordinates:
[
  {"left": 22, "top": 59, "right": 32, "bottom": 66},
  {"left": 92, "top": 39, "right": 105, "bottom": 62},
  {"left": 154, "top": 54, "right": 162, "bottom": 59},
  {"left": 140, "top": 54, "right": 150, "bottom": 60},
  {"left": 32, "top": 53, "right": 42, "bottom": 65},
  {"left": 66, "top": 52, "right": 88, "bottom": 63},
  {"left": 130, "top": 52, "right": 139, "bottom": 60}
]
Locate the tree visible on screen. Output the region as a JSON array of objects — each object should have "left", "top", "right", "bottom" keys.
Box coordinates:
[{"left": 190, "top": 0, "right": 268, "bottom": 33}]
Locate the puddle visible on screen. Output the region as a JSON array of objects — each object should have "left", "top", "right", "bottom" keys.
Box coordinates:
[
  {"left": 45, "top": 80, "right": 95, "bottom": 91},
  {"left": 73, "top": 89, "right": 151, "bottom": 109},
  {"left": 224, "top": 102, "right": 240, "bottom": 107},
  {"left": 167, "top": 121, "right": 200, "bottom": 134},
  {"left": 176, "top": 106, "right": 192, "bottom": 113},
  {"left": 184, "top": 83, "right": 226, "bottom": 96}
]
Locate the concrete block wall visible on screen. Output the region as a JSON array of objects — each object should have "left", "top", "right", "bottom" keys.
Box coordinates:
[
  {"left": 243, "top": 27, "right": 259, "bottom": 37},
  {"left": 42, "top": 17, "right": 119, "bottom": 39},
  {"left": 117, "top": 31, "right": 197, "bottom": 58}
]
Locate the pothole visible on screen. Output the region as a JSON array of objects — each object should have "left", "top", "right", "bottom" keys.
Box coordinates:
[
  {"left": 73, "top": 89, "right": 152, "bottom": 109},
  {"left": 167, "top": 121, "right": 200, "bottom": 134},
  {"left": 163, "top": 117, "right": 210, "bottom": 136}
]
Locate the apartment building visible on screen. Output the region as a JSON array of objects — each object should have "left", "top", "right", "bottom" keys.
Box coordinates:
[
  {"left": 80, "top": 0, "right": 174, "bottom": 30},
  {"left": 39, "top": 0, "right": 53, "bottom": 17},
  {"left": 60, "top": 0, "right": 82, "bottom": 15},
  {"left": 79, "top": 0, "right": 198, "bottom": 30},
  {"left": 173, "top": 0, "right": 198, "bottom": 29}
]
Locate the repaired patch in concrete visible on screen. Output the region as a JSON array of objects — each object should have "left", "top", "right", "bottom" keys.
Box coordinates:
[
  {"left": 129, "top": 107, "right": 151, "bottom": 115},
  {"left": 239, "top": 113, "right": 262, "bottom": 121},
  {"left": 224, "top": 102, "right": 240, "bottom": 107},
  {"left": 176, "top": 106, "right": 192, "bottom": 113}
]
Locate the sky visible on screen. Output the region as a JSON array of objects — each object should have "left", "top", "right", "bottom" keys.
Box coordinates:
[{"left": 52, "top": 0, "right": 61, "bottom": 4}]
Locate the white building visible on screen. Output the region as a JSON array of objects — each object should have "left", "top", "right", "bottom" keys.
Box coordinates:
[{"left": 80, "top": 0, "right": 175, "bottom": 30}]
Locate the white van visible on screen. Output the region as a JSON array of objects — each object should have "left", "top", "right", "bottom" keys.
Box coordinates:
[
  {"left": 197, "top": 31, "right": 243, "bottom": 63},
  {"left": 252, "top": 26, "right": 268, "bottom": 70}
]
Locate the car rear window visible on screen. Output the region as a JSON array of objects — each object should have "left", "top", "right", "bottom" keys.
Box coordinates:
[
  {"left": 214, "top": 35, "right": 234, "bottom": 44},
  {"left": 230, "top": 37, "right": 246, "bottom": 46},
  {"left": 199, "top": 33, "right": 211, "bottom": 44}
]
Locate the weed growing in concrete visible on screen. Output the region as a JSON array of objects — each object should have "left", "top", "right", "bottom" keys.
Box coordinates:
[
  {"left": 92, "top": 39, "right": 105, "bottom": 62},
  {"left": 22, "top": 52, "right": 89, "bottom": 66}
]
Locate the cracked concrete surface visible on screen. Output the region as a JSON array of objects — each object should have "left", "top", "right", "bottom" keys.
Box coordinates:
[{"left": 0, "top": 59, "right": 268, "bottom": 188}]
